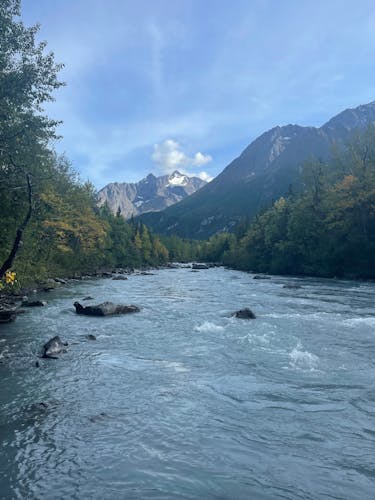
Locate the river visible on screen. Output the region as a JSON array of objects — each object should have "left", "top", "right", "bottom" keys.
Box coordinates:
[{"left": 0, "top": 266, "right": 374, "bottom": 499}]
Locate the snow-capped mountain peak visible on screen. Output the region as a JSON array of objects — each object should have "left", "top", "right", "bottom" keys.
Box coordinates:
[
  {"left": 167, "top": 171, "right": 189, "bottom": 186},
  {"left": 97, "top": 171, "right": 207, "bottom": 219}
]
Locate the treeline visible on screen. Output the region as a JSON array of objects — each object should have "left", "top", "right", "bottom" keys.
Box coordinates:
[
  {"left": 199, "top": 127, "right": 375, "bottom": 278},
  {"left": 0, "top": 1, "right": 168, "bottom": 286}
]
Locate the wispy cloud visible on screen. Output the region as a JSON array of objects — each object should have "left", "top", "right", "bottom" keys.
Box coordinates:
[{"left": 22, "top": 0, "right": 375, "bottom": 188}]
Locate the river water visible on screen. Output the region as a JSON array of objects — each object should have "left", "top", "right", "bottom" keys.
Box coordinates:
[{"left": 0, "top": 267, "right": 374, "bottom": 499}]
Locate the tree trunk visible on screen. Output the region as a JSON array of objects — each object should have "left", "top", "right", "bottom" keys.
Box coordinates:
[{"left": 0, "top": 174, "right": 33, "bottom": 279}]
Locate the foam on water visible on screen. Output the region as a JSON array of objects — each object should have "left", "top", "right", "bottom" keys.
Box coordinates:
[
  {"left": 289, "top": 342, "right": 319, "bottom": 371},
  {"left": 156, "top": 360, "right": 190, "bottom": 372},
  {"left": 343, "top": 317, "right": 375, "bottom": 327},
  {"left": 194, "top": 321, "right": 224, "bottom": 333}
]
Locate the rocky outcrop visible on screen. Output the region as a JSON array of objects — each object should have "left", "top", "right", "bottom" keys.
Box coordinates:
[{"left": 74, "top": 301, "right": 140, "bottom": 316}]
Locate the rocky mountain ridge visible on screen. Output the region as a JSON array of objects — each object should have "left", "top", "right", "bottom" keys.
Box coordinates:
[{"left": 97, "top": 171, "right": 206, "bottom": 219}]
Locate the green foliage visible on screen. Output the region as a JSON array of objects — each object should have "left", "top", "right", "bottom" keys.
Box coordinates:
[{"left": 201, "top": 128, "right": 375, "bottom": 279}]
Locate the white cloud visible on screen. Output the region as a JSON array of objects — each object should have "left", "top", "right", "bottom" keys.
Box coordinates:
[
  {"left": 152, "top": 139, "right": 212, "bottom": 176},
  {"left": 192, "top": 151, "right": 212, "bottom": 167},
  {"left": 197, "top": 171, "right": 213, "bottom": 182}
]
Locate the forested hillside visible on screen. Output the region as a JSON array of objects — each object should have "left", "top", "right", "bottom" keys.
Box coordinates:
[
  {"left": 0, "top": 1, "right": 169, "bottom": 288},
  {"left": 198, "top": 128, "right": 375, "bottom": 278}
]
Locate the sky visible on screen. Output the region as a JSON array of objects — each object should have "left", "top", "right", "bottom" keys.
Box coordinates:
[{"left": 21, "top": 0, "right": 375, "bottom": 189}]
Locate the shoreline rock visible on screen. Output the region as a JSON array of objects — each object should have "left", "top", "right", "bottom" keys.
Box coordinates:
[
  {"left": 0, "top": 309, "right": 16, "bottom": 323},
  {"left": 192, "top": 263, "right": 209, "bottom": 270}
]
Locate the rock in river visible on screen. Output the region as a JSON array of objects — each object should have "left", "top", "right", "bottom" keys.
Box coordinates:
[
  {"left": 42, "top": 335, "right": 68, "bottom": 359},
  {"left": 74, "top": 301, "right": 140, "bottom": 316},
  {"left": 232, "top": 308, "right": 256, "bottom": 319}
]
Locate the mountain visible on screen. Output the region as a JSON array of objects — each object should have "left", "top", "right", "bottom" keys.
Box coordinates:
[
  {"left": 97, "top": 171, "right": 206, "bottom": 219},
  {"left": 139, "top": 101, "right": 375, "bottom": 238}
]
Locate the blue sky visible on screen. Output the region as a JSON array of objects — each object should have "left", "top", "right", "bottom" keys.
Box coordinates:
[{"left": 22, "top": 0, "right": 375, "bottom": 188}]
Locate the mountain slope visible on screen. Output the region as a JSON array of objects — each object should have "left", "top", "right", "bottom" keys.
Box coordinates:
[
  {"left": 97, "top": 171, "right": 206, "bottom": 219},
  {"left": 139, "top": 101, "right": 375, "bottom": 238}
]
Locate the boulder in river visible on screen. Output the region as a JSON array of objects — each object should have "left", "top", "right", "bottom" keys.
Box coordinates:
[
  {"left": 253, "top": 275, "right": 270, "bottom": 280},
  {"left": 42, "top": 335, "right": 68, "bottom": 359},
  {"left": 74, "top": 301, "right": 140, "bottom": 316},
  {"left": 232, "top": 308, "right": 256, "bottom": 319},
  {"left": 112, "top": 275, "right": 128, "bottom": 280}
]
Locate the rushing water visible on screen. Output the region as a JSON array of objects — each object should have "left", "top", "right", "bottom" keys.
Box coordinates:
[{"left": 0, "top": 267, "right": 375, "bottom": 499}]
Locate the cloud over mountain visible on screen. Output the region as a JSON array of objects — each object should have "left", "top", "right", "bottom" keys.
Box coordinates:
[{"left": 152, "top": 139, "right": 212, "bottom": 180}]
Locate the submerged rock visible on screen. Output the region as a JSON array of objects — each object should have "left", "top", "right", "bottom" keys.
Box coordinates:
[
  {"left": 253, "top": 275, "right": 271, "bottom": 280},
  {"left": 112, "top": 275, "right": 128, "bottom": 280},
  {"left": 22, "top": 300, "right": 47, "bottom": 307},
  {"left": 87, "top": 334, "right": 97, "bottom": 341},
  {"left": 42, "top": 335, "right": 68, "bottom": 359},
  {"left": 74, "top": 301, "right": 140, "bottom": 316},
  {"left": 232, "top": 308, "right": 256, "bottom": 319},
  {"left": 283, "top": 284, "right": 302, "bottom": 289}
]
